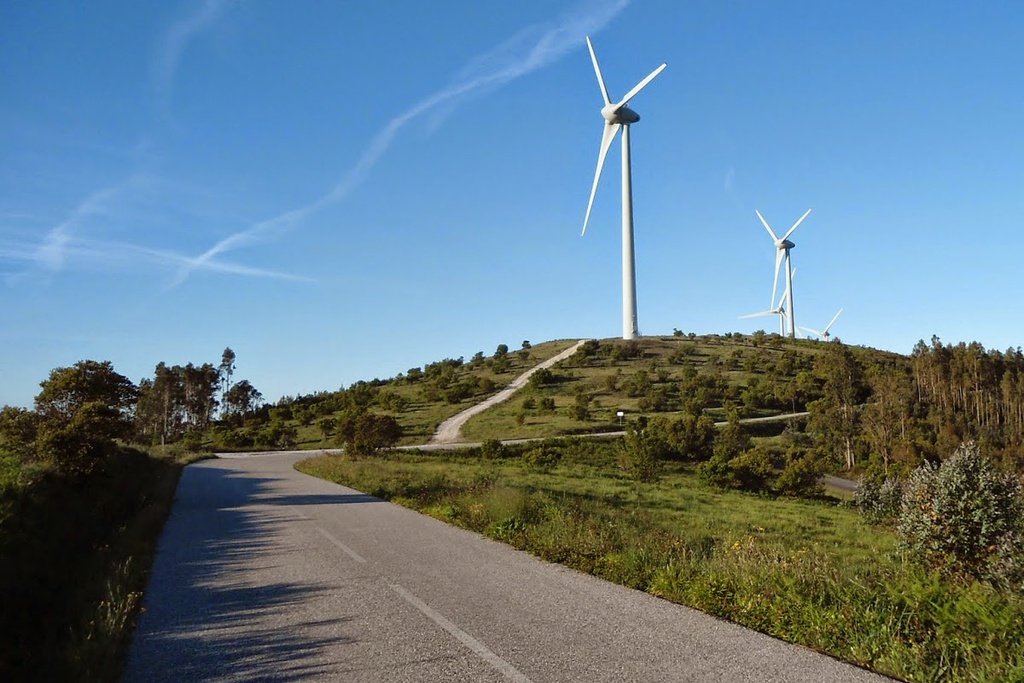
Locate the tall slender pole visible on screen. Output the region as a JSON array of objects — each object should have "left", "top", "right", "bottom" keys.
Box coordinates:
[
  {"left": 621, "top": 125, "right": 638, "bottom": 339},
  {"left": 785, "top": 251, "right": 796, "bottom": 338}
]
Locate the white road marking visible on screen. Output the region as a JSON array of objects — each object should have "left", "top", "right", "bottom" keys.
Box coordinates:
[
  {"left": 389, "top": 583, "right": 534, "bottom": 683},
  {"left": 316, "top": 527, "right": 366, "bottom": 563}
]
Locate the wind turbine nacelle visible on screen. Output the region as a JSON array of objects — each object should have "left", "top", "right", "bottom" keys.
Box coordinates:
[
  {"left": 602, "top": 104, "right": 640, "bottom": 125},
  {"left": 776, "top": 239, "right": 795, "bottom": 250}
]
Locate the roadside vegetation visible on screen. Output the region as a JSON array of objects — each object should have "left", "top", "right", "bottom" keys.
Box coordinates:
[{"left": 0, "top": 362, "right": 201, "bottom": 682}]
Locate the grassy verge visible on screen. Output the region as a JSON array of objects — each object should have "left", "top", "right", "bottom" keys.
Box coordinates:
[
  {"left": 297, "top": 445, "right": 1024, "bottom": 682},
  {"left": 0, "top": 447, "right": 196, "bottom": 682}
]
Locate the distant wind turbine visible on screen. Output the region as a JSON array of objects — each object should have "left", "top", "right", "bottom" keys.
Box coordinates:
[
  {"left": 800, "top": 308, "right": 843, "bottom": 341},
  {"left": 581, "top": 36, "right": 666, "bottom": 340},
  {"left": 740, "top": 272, "right": 795, "bottom": 336},
  {"left": 755, "top": 208, "right": 811, "bottom": 339}
]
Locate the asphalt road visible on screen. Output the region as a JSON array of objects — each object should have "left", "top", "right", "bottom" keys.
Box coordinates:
[{"left": 122, "top": 452, "right": 889, "bottom": 682}]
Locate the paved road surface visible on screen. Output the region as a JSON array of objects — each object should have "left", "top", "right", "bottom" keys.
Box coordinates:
[
  {"left": 122, "top": 452, "right": 888, "bottom": 682},
  {"left": 430, "top": 340, "right": 588, "bottom": 445}
]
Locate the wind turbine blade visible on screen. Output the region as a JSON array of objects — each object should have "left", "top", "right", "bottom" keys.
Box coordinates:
[
  {"left": 755, "top": 209, "right": 779, "bottom": 241},
  {"left": 586, "top": 37, "right": 611, "bottom": 106},
  {"left": 799, "top": 326, "right": 824, "bottom": 337},
  {"left": 770, "top": 249, "right": 784, "bottom": 308},
  {"left": 823, "top": 308, "right": 843, "bottom": 333},
  {"left": 616, "top": 62, "right": 667, "bottom": 108},
  {"left": 582, "top": 122, "right": 620, "bottom": 235},
  {"left": 782, "top": 208, "right": 812, "bottom": 241},
  {"left": 739, "top": 310, "right": 776, "bottom": 319}
]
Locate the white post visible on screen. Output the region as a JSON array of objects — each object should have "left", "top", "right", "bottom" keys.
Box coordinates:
[{"left": 621, "top": 125, "right": 638, "bottom": 340}]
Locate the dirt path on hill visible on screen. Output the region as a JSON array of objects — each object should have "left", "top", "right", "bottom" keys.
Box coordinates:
[{"left": 429, "top": 340, "right": 588, "bottom": 445}]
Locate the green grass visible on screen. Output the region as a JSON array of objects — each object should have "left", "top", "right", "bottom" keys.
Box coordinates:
[
  {"left": 297, "top": 445, "right": 1024, "bottom": 683},
  {"left": 1, "top": 447, "right": 189, "bottom": 682},
  {"left": 459, "top": 335, "right": 824, "bottom": 442},
  {"left": 281, "top": 339, "right": 581, "bottom": 449}
]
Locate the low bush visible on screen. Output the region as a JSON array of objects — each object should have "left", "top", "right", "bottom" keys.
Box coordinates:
[
  {"left": 856, "top": 474, "right": 905, "bottom": 525},
  {"left": 897, "top": 442, "right": 1024, "bottom": 588}
]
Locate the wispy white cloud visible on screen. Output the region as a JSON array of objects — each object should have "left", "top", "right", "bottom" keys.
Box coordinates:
[
  {"left": 1, "top": 173, "right": 307, "bottom": 285},
  {"left": 325, "top": 0, "right": 631, "bottom": 206},
  {"left": 31, "top": 180, "right": 131, "bottom": 271},
  {"left": 154, "top": 0, "right": 239, "bottom": 119},
  {"left": 170, "top": 0, "right": 631, "bottom": 286},
  {"left": 0, "top": 232, "right": 307, "bottom": 284}
]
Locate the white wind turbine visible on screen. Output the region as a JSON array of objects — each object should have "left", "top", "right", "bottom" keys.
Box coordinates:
[
  {"left": 755, "top": 208, "right": 811, "bottom": 339},
  {"left": 581, "top": 36, "right": 666, "bottom": 340},
  {"left": 740, "top": 273, "right": 795, "bottom": 336},
  {"left": 800, "top": 308, "right": 843, "bottom": 341}
]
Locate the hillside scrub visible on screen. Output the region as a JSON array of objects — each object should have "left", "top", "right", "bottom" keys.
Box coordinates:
[
  {"left": 299, "top": 444, "right": 1024, "bottom": 682},
  {"left": 858, "top": 442, "right": 1024, "bottom": 590}
]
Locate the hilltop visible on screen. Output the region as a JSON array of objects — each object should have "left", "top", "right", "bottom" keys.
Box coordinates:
[{"left": 253, "top": 333, "right": 901, "bottom": 453}]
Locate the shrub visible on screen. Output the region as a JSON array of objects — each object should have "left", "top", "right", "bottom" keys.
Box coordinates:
[
  {"left": 896, "top": 442, "right": 1024, "bottom": 588},
  {"left": 619, "top": 423, "right": 664, "bottom": 482},
  {"left": 775, "top": 450, "right": 826, "bottom": 498},
  {"left": 696, "top": 445, "right": 775, "bottom": 493},
  {"left": 255, "top": 420, "right": 297, "bottom": 449},
  {"left": 522, "top": 444, "right": 559, "bottom": 470},
  {"left": 480, "top": 438, "right": 506, "bottom": 460},
  {"left": 856, "top": 475, "right": 905, "bottom": 525},
  {"left": 568, "top": 393, "right": 591, "bottom": 421},
  {"left": 335, "top": 413, "right": 402, "bottom": 456},
  {"left": 727, "top": 446, "right": 775, "bottom": 493},
  {"left": 696, "top": 453, "right": 735, "bottom": 489},
  {"left": 528, "top": 368, "right": 554, "bottom": 388},
  {"left": 649, "top": 413, "right": 715, "bottom": 461}
]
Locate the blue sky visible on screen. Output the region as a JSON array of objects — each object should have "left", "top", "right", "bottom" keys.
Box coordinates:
[{"left": 2, "top": 0, "right": 1023, "bottom": 408}]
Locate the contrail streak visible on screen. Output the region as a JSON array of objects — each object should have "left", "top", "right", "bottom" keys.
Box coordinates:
[
  {"left": 155, "top": 0, "right": 238, "bottom": 119},
  {"left": 171, "top": 0, "right": 631, "bottom": 285}
]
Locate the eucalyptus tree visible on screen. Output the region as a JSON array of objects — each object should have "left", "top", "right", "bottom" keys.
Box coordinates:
[
  {"left": 808, "top": 341, "right": 866, "bottom": 471},
  {"left": 219, "top": 347, "right": 236, "bottom": 414}
]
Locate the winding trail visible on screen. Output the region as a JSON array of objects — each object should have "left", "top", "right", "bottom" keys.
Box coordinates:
[{"left": 429, "top": 340, "right": 588, "bottom": 445}]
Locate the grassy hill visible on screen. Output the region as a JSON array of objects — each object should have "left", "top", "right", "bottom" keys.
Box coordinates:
[{"left": 269, "top": 332, "right": 903, "bottom": 450}]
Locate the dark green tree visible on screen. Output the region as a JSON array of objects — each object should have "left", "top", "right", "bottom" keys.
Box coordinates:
[
  {"left": 34, "top": 360, "right": 137, "bottom": 473},
  {"left": 0, "top": 406, "right": 39, "bottom": 462},
  {"left": 224, "top": 379, "right": 263, "bottom": 417},
  {"left": 219, "top": 347, "right": 236, "bottom": 415},
  {"left": 808, "top": 341, "right": 866, "bottom": 470},
  {"left": 649, "top": 412, "right": 716, "bottom": 461},
  {"left": 335, "top": 413, "right": 402, "bottom": 456}
]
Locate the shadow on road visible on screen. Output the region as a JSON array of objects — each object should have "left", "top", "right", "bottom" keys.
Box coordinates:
[{"left": 123, "top": 464, "right": 358, "bottom": 682}]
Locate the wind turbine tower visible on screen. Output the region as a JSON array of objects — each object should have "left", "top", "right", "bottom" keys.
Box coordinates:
[
  {"left": 581, "top": 37, "right": 666, "bottom": 340},
  {"left": 755, "top": 208, "right": 811, "bottom": 339}
]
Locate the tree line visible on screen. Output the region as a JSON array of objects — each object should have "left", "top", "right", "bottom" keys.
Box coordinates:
[
  {"left": 0, "top": 348, "right": 264, "bottom": 474},
  {"left": 809, "top": 336, "right": 1024, "bottom": 475}
]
